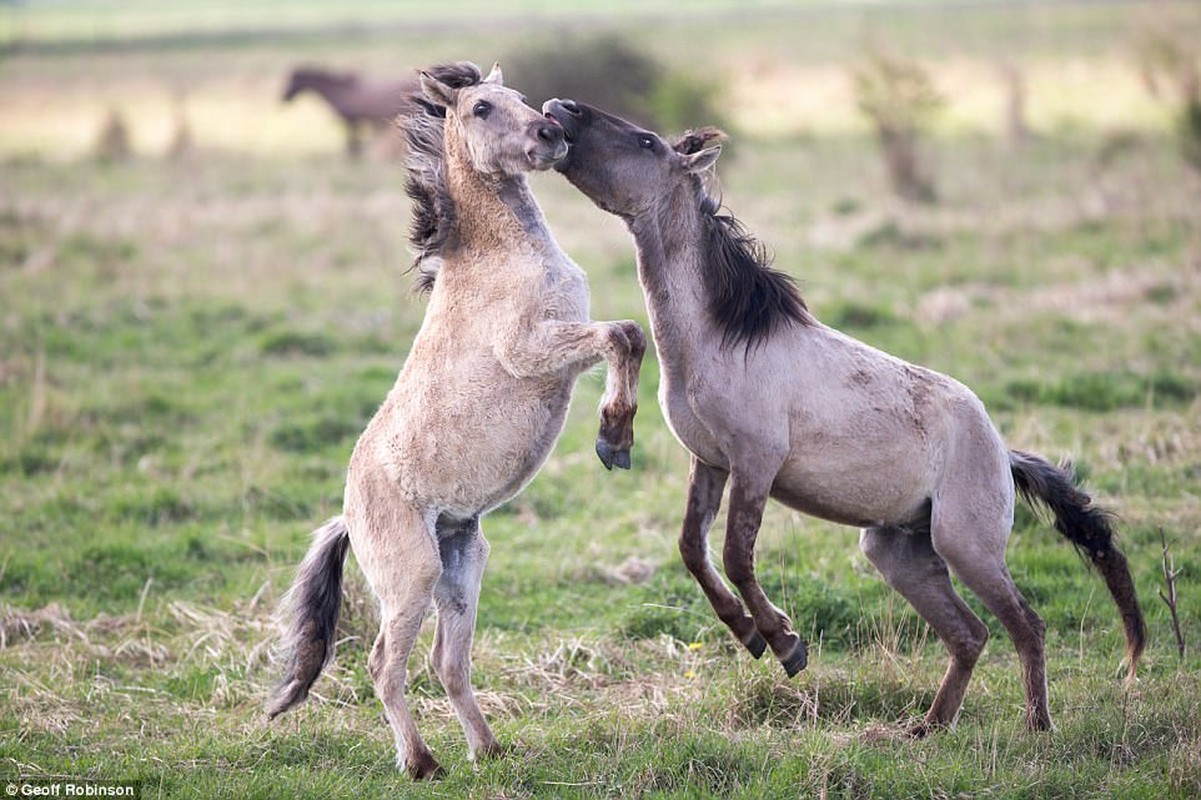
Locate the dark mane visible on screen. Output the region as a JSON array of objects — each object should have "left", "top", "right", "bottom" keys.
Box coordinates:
[
  {"left": 670, "top": 126, "right": 812, "bottom": 347},
  {"left": 698, "top": 196, "right": 813, "bottom": 349},
  {"left": 400, "top": 62, "right": 483, "bottom": 292}
]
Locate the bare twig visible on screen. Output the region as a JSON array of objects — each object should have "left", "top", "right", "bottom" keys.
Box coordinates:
[{"left": 1158, "top": 528, "right": 1185, "bottom": 660}]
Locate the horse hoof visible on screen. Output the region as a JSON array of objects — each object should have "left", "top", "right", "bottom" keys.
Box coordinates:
[
  {"left": 407, "top": 751, "right": 445, "bottom": 781},
  {"left": 741, "top": 631, "right": 768, "bottom": 659},
  {"left": 595, "top": 439, "right": 631, "bottom": 470},
  {"left": 908, "top": 720, "right": 938, "bottom": 739},
  {"left": 781, "top": 638, "right": 808, "bottom": 678},
  {"left": 474, "top": 740, "right": 508, "bottom": 761}
]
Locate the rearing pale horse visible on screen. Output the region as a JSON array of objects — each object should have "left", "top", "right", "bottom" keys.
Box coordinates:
[
  {"left": 266, "top": 63, "right": 645, "bottom": 780},
  {"left": 544, "top": 98, "right": 1145, "bottom": 734}
]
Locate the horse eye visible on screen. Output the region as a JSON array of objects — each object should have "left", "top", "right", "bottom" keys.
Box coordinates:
[
  {"left": 638, "top": 135, "right": 656, "bottom": 151},
  {"left": 473, "top": 101, "right": 492, "bottom": 119}
]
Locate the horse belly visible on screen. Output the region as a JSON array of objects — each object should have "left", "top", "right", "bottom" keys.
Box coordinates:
[{"left": 772, "top": 437, "right": 937, "bottom": 528}]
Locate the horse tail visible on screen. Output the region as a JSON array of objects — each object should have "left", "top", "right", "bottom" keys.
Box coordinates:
[
  {"left": 1009, "top": 450, "right": 1146, "bottom": 681},
  {"left": 266, "top": 517, "right": 351, "bottom": 720}
]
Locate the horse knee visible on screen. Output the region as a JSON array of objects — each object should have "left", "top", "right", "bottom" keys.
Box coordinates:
[{"left": 951, "top": 619, "right": 989, "bottom": 668}]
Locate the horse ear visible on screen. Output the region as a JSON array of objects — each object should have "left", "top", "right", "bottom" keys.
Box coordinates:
[
  {"left": 681, "top": 145, "right": 722, "bottom": 174},
  {"left": 483, "top": 62, "right": 504, "bottom": 86},
  {"left": 420, "top": 71, "right": 458, "bottom": 107},
  {"left": 671, "top": 126, "right": 728, "bottom": 155}
]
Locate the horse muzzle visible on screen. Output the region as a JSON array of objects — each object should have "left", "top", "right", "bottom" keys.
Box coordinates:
[{"left": 526, "top": 117, "right": 568, "bottom": 169}]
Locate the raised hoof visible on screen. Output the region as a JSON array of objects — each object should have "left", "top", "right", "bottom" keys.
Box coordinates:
[
  {"left": 741, "top": 631, "right": 768, "bottom": 659},
  {"left": 780, "top": 638, "right": 809, "bottom": 678},
  {"left": 595, "top": 439, "right": 631, "bottom": 470},
  {"left": 406, "top": 751, "right": 446, "bottom": 781}
]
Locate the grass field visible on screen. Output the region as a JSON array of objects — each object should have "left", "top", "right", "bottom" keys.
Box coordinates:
[{"left": 2, "top": 2, "right": 1201, "bottom": 798}]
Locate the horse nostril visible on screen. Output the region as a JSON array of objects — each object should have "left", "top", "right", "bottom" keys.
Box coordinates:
[
  {"left": 537, "top": 124, "right": 562, "bottom": 143},
  {"left": 560, "top": 99, "right": 581, "bottom": 116}
]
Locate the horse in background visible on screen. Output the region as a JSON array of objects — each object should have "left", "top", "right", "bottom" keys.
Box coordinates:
[{"left": 281, "top": 66, "right": 414, "bottom": 158}]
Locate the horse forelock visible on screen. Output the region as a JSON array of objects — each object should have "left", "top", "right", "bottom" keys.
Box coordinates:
[
  {"left": 422, "top": 62, "right": 484, "bottom": 95},
  {"left": 698, "top": 197, "right": 812, "bottom": 349}
]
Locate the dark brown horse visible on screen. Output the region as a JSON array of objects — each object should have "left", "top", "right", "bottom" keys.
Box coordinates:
[{"left": 282, "top": 66, "right": 414, "bottom": 158}]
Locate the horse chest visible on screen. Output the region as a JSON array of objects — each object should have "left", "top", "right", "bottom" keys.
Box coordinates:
[{"left": 658, "top": 379, "right": 728, "bottom": 470}]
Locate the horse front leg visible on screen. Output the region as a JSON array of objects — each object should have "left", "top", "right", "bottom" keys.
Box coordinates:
[
  {"left": 722, "top": 471, "right": 808, "bottom": 677},
  {"left": 594, "top": 320, "right": 646, "bottom": 469},
  {"left": 498, "top": 318, "right": 646, "bottom": 470}
]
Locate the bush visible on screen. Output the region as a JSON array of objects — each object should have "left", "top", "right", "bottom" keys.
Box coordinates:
[
  {"left": 851, "top": 44, "right": 944, "bottom": 203},
  {"left": 1133, "top": 22, "right": 1201, "bottom": 174},
  {"left": 505, "top": 34, "right": 726, "bottom": 134}
]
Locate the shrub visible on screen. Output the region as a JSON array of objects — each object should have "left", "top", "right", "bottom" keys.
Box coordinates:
[
  {"left": 1133, "top": 23, "right": 1201, "bottom": 174},
  {"left": 851, "top": 44, "right": 944, "bottom": 203},
  {"left": 505, "top": 34, "right": 726, "bottom": 134}
]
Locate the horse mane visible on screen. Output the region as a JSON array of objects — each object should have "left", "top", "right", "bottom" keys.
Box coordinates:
[
  {"left": 670, "top": 128, "right": 813, "bottom": 348},
  {"left": 401, "top": 62, "right": 483, "bottom": 293}
]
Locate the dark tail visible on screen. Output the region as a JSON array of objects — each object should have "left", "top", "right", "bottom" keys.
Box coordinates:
[
  {"left": 266, "top": 517, "right": 351, "bottom": 720},
  {"left": 1009, "top": 450, "right": 1146, "bottom": 681}
]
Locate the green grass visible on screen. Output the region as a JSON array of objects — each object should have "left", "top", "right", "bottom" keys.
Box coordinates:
[{"left": 3, "top": 4, "right": 1201, "bottom": 798}]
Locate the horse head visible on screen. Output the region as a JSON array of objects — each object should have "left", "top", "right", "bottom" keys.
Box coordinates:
[
  {"left": 543, "top": 98, "right": 724, "bottom": 218},
  {"left": 420, "top": 62, "right": 566, "bottom": 177}
]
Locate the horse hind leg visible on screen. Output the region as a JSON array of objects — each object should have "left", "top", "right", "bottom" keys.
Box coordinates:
[
  {"left": 931, "top": 508, "right": 1051, "bottom": 732},
  {"left": 355, "top": 502, "right": 444, "bottom": 779},
  {"left": 678, "top": 457, "right": 766, "bottom": 658},
  {"left": 431, "top": 516, "right": 501, "bottom": 761},
  {"left": 859, "top": 524, "right": 990, "bottom": 734}
]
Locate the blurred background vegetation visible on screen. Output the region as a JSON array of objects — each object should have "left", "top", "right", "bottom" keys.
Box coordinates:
[{"left": 1, "top": 0, "right": 1199, "bottom": 165}]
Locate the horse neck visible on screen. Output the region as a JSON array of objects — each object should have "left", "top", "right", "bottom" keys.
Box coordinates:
[
  {"left": 627, "top": 189, "right": 712, "bottom": 365},
  {"left": 443, "top": 122, "right": 555, "bottom": 261}
]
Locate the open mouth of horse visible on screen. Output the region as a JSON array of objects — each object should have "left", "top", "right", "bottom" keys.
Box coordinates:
[{"left": 541, "top": 99, "right": 578, "bottom": 144}]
